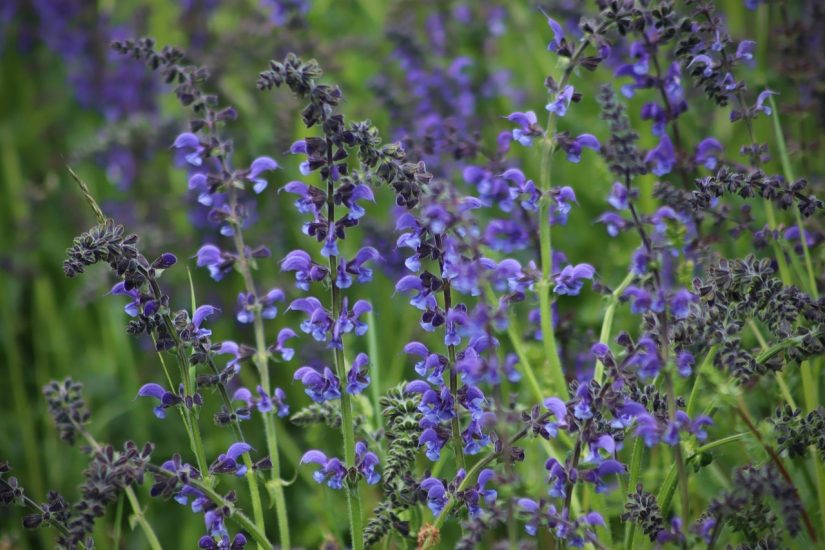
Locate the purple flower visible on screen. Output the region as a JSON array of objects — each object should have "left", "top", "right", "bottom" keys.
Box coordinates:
[
  {"left": 754, "top": 89, "right": 778, "bottom": 116},
  {"left": 462, "top": 413, "right": 495, "bottom": 455},
  {"left": 346, "top": 353, "right": 371, "bottom": 394},
  {"left": 233, "top": 385, "right": 289, "bottom": 418},
  {"left": 546, "top": 85, "right": 575, "bottom": 117},
  {"left": 688, "top": 54, "right": 715, "bottom": 78},
  {"left": 676, "top": 351, "right": 694, "bottom": 377},
  {"left": 281, "top": 181, "right": 324, "bottom": 215},
  {"left": 464, "top": 469, "right": 497, "bottom": 518},
  {"left": 336, "top": 247, "right": 380, "bottom": 288},
  {"left": 607, "top": 182, "right": 629, "bottom": 210},
  {"left": 288, "top": 297, "right": 332, "bottom": 342},
  {"left": 331, "top": 299, "right": 372, "bottom": 348},
  {"left": 645, "top": 134, "right": 676, "bottom": 176},
  {"left": 341, "top": 184, "right": 375, "bottom": 220},
  {"left": 581, "top": 459, "right": 626, "bottom": 493},
  {"left": 210, "top": 442, "right": 252, "bottom": 477},
  {"left": 198, "top": 533, "right": 247, "bottom": 550},
  {"left": 597, "top": 212, "right": 628, "bottom": 237},
  {"left": 195, "top": 244, "right": 234, "bottom": 281},
  {"left": 300, "top": 450, "right": 347, "bottom": 489},
  {"left": 268, "top": 328, "right": 297, "bottom": 361},
  {"left": 420, "top": 477, "right": 448, "bottom": 515},
  {"left": 355, "top": 441, "right": 381, "bottom": 485},
  {"left": 110, "top": 281, "right": 141, "bottom": 317},
  {"left": 553, "top": 263, "right": 596, "bottom": 296},
  {"left": 236, "top": 288, "right": 285, "bottom": 323},
  {"left": 544, "top": 15, "right": 566, "bottom": 53},
  {"left": 542, "top": 397, "right": 568, "bottom": 439},
  {"left": 293, "top": 366, "right": 340, "bottom": 403},
  {"left": 137, "top": 383, "right": 182, "bottom": 419},
  {"left": 561, "top": 133, "right": 600, "bottom": 163},
  {"left": 404, "top": 342, "right": 448, "bottom": 386},
  {"left": 281, "top": 249, "right": 329, "bottom": 290},
  {"left": 191, "top": 305, "right": 219, "bottom": 339},
  {"left": 735, "top": 40, "right": 756, "bottom": 61},
  {"left": 669, "top": 289, "right": 696, "bottom": 319},
  {"left": 506, "top": 110, "right": 542, "bottom": 146},
  {"left": 551, "top": 186, "right": 577, "bottom": 225},
  {"left": 173, "top": 132, "right": 206, "bottom": 166},
  {"left": 242, "top": 156, "right": 279, "bottom": 194},
  {"left": 695, "top": 138, "right": 723, "bottom": 170},
  {"left": 418, "top": 423, "right": 449, "bottom": 461},
  {"left": 623, "top": 286, "right": 653, "bottom": 314}
]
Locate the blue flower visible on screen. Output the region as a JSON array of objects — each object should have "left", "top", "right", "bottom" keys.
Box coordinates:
[
  {"left": 195, "top": 244, "right": 234, "bottom": 281},
  {"left": 242, "top": 156, "right": 279, "bottom": 194},
  {"left": 506, "top": 110, "right": 542, "bottom": 146},
  {"left": 553, "top": 263, "right": 596, "bottom": 296},
  {"left": 420, "top": 477, "right": 448, "bottom": 515},
  {"left": 293, "top": 366, "right": 340, "bottom": 403},
  {"left": 346, "top": 353, "right": 371, "bottom": 394},
  {"left": 281, "top": 249, "right": 329, "bottom": 290},
  {"left": 754, "top": 89, "right": 778, "bottom": 116},
  {"left": 268, "top": 328, "right": 297, "bottom": 361},
  {"left": 210, "top": 442, "right": 252, "bottom": 477},
  {"left": 354, "top": 441, "right": 381, "bottom": 485},
  {"left": 695, "top": 138, "right": 723, "bottom": 170},
  {"left": 561, "top": 133, "right": 600, "bottom": 163},
  {"left": 300, "top": 450, "right": 347, "bottom": 489},
  {"left": 546, "top": 85, "right": 575, "bottom": 117},
  {"left": 137, "top": 383, "right": 182, "bottom": 419},
  {"left": 336, "top": 247, "right": 380, "bottom": 288},
  {"left": 645, "top": 135, "right": 676, "bottom": 176},
  {"left": 173, "top": 132, "right": 206, "bottom": 166},
  {"left": 688, "top": 54, "right": 715, "bottom": 78}
]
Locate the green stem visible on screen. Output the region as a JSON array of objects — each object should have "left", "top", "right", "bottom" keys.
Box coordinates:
[
  {"left": 366, "top": 308, "right": 383, "bottom": 431},
  {"left": 535, "top": 39, "right": 597, "bottom": 401},
  {"left": 594, "top": 271, "right": 635, "bottom": 384},
  {"left": 328, "top": 257, "right": 365, "bottom": 549},
  {"left": 623, "top": 437, "right": 644, "bottom": 550},
  {"left": 686, "top": 346, "right": 718, "bottom": 418},
  {"left": 768, "top": 96, "right": 818, "bottom": 298},
  {"left": 229, "top": 193, "right": 289, "bottom": 550},
  {"left": 123, "top": 487, "right": 163, "bottom": 550}
]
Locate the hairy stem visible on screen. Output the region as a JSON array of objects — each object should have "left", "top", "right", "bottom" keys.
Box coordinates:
[{"left": 228, "top": 190, "right": 289, "bottom": 550}]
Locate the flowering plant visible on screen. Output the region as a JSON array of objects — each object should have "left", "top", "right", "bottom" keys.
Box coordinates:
[{"left": 2, "top": 1, "right": 825, "bottom": 549}]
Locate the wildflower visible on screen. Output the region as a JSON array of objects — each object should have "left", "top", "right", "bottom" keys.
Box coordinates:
[
  {"left": 346, "top": 353, "right": 371, "bottom": 394},
  {"left": 300, "top": 450, "right": 347, "bottom": 489},
  {"left": 241, "top": 156, "right": 279, "bottom": 194},
  {"left": 695, "top": 138, "right": 723, "bottom": 170},
  {"left": 546, "top": 85, "right": 575, "bottom": 117},
  {"left": 195, "top": 244, "right": 235, "bottom": 281},
  {"left": 336, "top": 247, "right": 380, "bottom": 288},
  {"left": 559, "top": 133, "right": 600, "bottom": 163},
  {"left": 754, "top": 89, "right": 778, "bottom": 116},
  {"left": 293, "top": 366, "right": 340, "bottom": 403},
  {"left": 506, "top": 110, "right": 542, "bottom": 146},
  {"left": 420, "top": 477, "right": 448, "bottom": 515},
  {"left": 281, "top": 249, "right": 329, "bottom": 290},
  {"left": 236, "top": 288, "right": 284, "bottom": 323},
  {"left": 645, "top": 135, "right": 676, "bottom": 176},
  {"left": 553, "top": 263, "right": 596, "bottom": 296},
  {"left": 268, "top": 328, "right": 297, "bottom": 361},
  {"left": 210, "top": 442, "right": 252, "bottom": 477},
  {"left": 354, "top": 441, "right": 380, "bottom": 485},
  {"left": 173, "top": 132, "right": 206, "bottom": 166},
  {"left": 463, "top": 469, "right": 497, "bottom": 518},
  {"left": 137, "top": 383, "right": 182, "bottom": 419}
]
